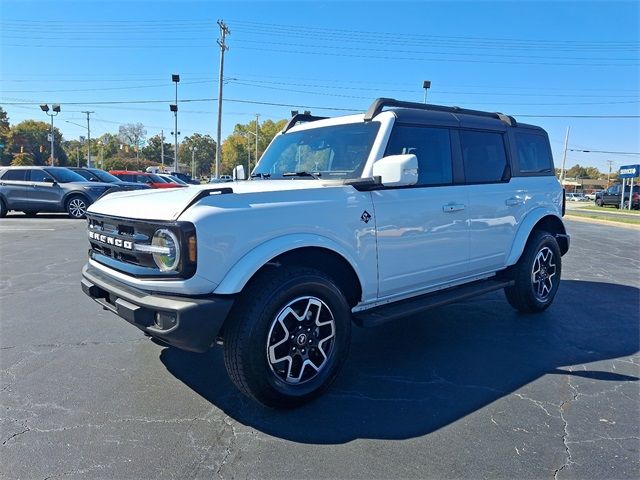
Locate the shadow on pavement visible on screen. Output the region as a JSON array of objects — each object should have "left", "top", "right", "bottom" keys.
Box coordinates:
[{"left": 160, "top": 280, "right": 639, "bottom": 444}]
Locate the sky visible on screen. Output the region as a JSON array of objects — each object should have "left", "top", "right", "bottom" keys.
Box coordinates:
[{"left": 1, "top": 0, "right": 638, "bottom": 173}]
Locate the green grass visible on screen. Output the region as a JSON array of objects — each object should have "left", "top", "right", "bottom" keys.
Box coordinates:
[
  {"left": 566, "top": 210, "right": 640, "bottom": 225},
  {"left": 575, "top": 205, "right": 640, "bottom": 216}
]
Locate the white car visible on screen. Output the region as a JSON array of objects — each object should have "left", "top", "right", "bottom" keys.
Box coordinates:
[
  {"left": 81, "top": 98, "right": 569, "bottom": 407},
  {"left": 566, "top": 192, "right": 588, "bottom": 202}
]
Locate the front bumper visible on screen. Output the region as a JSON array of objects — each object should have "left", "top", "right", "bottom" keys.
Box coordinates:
[{"left": 81, "top": 264, "right": 234, "bottom": 352}]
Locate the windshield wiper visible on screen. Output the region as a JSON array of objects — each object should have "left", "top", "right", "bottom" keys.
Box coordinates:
[
  {"left": 282, "top": 171, "right": 321, "bottom": 179},
  {"left": 251, "top": 173, "right": 271, "bottom": 179}
]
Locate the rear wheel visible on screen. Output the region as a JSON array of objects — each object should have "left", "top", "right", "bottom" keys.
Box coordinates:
[
  {"left": 223, "top": 266, "right": 351, "bottom": 408},
  {"left": 505, "top": 230, "right": 562, "bottom": 313},
  {"left": 66, "top": 195, "right": 88, "bottom": 219}
]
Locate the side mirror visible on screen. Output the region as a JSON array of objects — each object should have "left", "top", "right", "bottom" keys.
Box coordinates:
[
  {"left": 372, "top": 154, "right": 418, "bottom": 187},
  {"left": 233, "top": 165, "right": 246, "bottom": 181},
  {"left": 43, "top": 177, "right": 56, "bottom": 184}
]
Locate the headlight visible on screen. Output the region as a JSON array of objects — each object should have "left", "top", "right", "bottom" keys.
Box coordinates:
[{"left": 150, "top": 229, "right": 181, "bottom": 272}]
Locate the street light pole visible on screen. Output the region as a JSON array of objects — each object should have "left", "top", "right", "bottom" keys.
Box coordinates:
[
  {"left": 171, "top": 74, "right": 180, "bottom": 172},
  {"left": 423, "top": 80, "right": 431, "bottom": 104},
  {"left": 40, "top": 104, "right": 60, "bottom": 166}
]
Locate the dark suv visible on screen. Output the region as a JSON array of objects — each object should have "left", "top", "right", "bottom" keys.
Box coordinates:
[
  {"left": 595, "top": 184, "right": 639, "bottom": 209},
  {"left": 0, "top": 166, "right": 116, "bottom": 218},
  {"left": 68, "top": 167, "right": 152, "bottom": 191}
]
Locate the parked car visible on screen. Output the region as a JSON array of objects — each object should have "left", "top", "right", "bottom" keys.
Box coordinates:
[
  {"left": 565, "top": 192, "right": 588, "bottom": 202},
  {"left": 69, "top": 167, "right": 152, "bottom": 191},
  {"left": 109, "top": 171, "right": 184, "bottom": 189},
  {"left": 157, "top": 173, "right": 190, "bottom": 186},
  {"left": 208, "top": 175, "right": 233, "bottom": 183},
  {"left": 595, "top": 184, "right": 639, "bottom": 209},
  {"left": 169, "top": 171, "right": 200, "bottom": 185},
  {"left": 584, "top": 192, "right": 597, "bottom": 201},
  {"left": 82, "top": 97, "right": 569, "bottom": 408},
  {"left": 0, "top": 166, "right": 116, "bottom": 218}
]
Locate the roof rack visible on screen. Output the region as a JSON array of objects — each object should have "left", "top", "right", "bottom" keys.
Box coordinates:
[
  {"left": 364, "top": 97, "right": 517, "bottom": 126},
  {"left": 282, "top": 113, "right": 329, "bottom": 133}
]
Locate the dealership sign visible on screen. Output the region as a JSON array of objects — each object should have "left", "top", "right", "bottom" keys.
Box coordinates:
[{"left": 619, "top": 164, "right": 639, "bottom": 179}]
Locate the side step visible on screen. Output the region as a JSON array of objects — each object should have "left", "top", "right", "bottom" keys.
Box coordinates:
[{"left": 353, "top": 278, "right": 514, "bottom": 328}]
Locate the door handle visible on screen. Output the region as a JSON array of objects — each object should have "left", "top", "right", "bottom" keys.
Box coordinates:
[
  {"left": 505, "top": 197, "right": 524, "bottom": 206},
  {"left": 442, "top": 203, "right": 466, "bottom": 213}
]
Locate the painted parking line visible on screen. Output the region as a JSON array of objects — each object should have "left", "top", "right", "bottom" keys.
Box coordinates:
[{"left": 0, "top": 228, "right": 56, "bottom": 231}]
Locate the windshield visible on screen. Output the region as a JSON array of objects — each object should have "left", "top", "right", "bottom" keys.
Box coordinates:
[
  {"left": 165, "top": 175, "right": 188, "bottom": 185},
  {"left": 148, "top": 174, "right": 167, "bottom": 183},
  {"left": 45, "top": 168, "right": 89, "bottom": 183},
  {"left": 89, "top": 169, "right": 120, "bottom": 183},
  {"left": 252, "top": 122, "right": 380, "bottom": 180}
]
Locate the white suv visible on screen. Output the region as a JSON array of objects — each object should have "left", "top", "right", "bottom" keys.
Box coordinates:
[{"left": 81, "top": 98, "right": 569, "bottom": 407}]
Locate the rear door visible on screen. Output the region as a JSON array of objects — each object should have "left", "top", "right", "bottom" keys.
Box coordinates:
[
  {"left": 0, "top": 168, "right": 31, "bottom": 209},
  {"left": 461, "top": 129, "right": 525, "bottom": 274}
]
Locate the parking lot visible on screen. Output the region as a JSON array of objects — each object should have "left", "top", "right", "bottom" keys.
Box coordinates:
[{"left": 1, "top": 214, "right": 638, "bottom": 479}]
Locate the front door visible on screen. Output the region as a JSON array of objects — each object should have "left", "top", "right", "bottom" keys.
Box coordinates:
[
  {"left": 28, "top": 169, "right": 63, "bottom": 210},
  {"left": 372, "top": 125, "right": 469, "bottom": 299}
]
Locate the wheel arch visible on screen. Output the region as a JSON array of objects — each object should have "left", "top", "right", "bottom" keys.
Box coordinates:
[
  {"left": 214, "top": 235, "right": 364, "bottom": 308},
  {"left": 506, "top": 209, "right": 568, "bottom": 267},
  {"left": 63, "top": 191, "right": 90, "bottom": 209}
]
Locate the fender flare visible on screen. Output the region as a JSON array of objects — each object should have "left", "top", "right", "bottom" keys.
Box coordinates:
[
  {"left": 213, "top": 233, "right": 364, "bottom": 295},
  {"left": 505, "top": 207, "right": 565, "bottom": 267}
]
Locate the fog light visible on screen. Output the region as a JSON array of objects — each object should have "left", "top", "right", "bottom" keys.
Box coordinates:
[{"left": 154, "top": 311, "right": 177, "bottom": 330}]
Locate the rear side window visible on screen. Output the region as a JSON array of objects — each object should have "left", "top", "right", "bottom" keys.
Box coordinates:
[
  {"left": 460, "top": 130, "right": 508, "bottom": 184},
  {"left": 385, "top": 125, "right": 453, "bottom": 186},
  {"left": 515, "top": 131, "right": 553, "bottom": 174},
  {"left": 1, "top": 169, "right": 28, "bottom": 181}
]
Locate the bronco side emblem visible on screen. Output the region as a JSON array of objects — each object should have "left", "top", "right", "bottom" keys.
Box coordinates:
[{"left": 360, "top": 211, "right": 372, "bottom": 223}]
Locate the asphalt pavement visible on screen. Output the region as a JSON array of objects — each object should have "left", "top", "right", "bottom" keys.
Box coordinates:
[{"left": 1, "top": 213, "right": 638, "bottom": 479}]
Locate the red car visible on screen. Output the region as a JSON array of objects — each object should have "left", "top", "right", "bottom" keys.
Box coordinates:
[{"left": 109, "top": 171, "right": 185, "bottom": 189}]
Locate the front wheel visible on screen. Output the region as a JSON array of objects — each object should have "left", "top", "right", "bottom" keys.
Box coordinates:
[
  {"left": 0, "top": 198, "right": 6, "bottom": 218},
  {"left": 595, "top": 198, "right": 603, "bottom": 207},
  {"left": 66, "top": 195, "right": 89, "bottom": 219},
  {"left": 223, "top": 266, "right": 351, "bottom": 408},
  {"left": 505, "top": 230, "right": 562, "bottom": 313}
]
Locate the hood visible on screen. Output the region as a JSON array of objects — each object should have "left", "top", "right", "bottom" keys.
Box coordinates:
[{"left": 87, "top": 179, "right": 338, "bottom": 221}]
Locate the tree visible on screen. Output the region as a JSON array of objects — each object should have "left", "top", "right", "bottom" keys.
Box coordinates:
[
  {"left": 9, "top": 120, "right": 67, "bottom": 166},
  {"left": 178, "top": 133, "right": 216, "bottom": 177},
  {"left": 566, "top": 164, "right": 588, "bottom": 179},
  {"left": 118, "top": 123, "right": 147, "bottom": 152},
  {"left": 10, "top": 152, "right": 34, "bottom": 166},
  {"left": 584, "top": 167, "right": 602, "bottom": 179},
  {"left": 0, "top": 107, "right": 10, "bottom": 166},
  {"left": 142, "top": 134, "right": 174, "bottom": 165},
  {"left": 220, "top": 118, "right": 287, "bottom": 176}
]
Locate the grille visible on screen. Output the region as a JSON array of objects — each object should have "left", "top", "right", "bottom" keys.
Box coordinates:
[{"left": 87, "top": 214, "right": 156, "bottom": 268}]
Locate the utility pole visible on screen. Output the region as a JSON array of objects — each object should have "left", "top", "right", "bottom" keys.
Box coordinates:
[
  {"left": 191, "top": 146, "right": 198, "bottom": 178},
  {"left": 560, "top": 126, "right": 570, "bottom": 184},
  {"left": 607, "top": 160, "right": 614, "bottom": 187},
  {"left": 160, "top": 129, "right": 165, "bottom": 169},
  {"left": 255, "top": 113, "right": 260, "bottom": 169},
  {"left": 215, "top": 19, "right": 230, "bottom": 179},
  {"left": 82, "top": 111, "right": 94, "bottom": 168}
]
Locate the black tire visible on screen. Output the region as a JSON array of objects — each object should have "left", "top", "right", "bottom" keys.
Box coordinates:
[
  {"left": 0, "top": 198, "right": 6, "bottom": 218},
  {"left": 66, "top": 195, "right": 89, "bottom": 219},
  {"left": 504, "top": 230, "right": 562, "bottom": 314},
  {"left": 223, "top": 266, "right": 351, "bottom": 408},
  {"left": 22, "top": 210, "right": 38, "bottom": 217},
  {"left": 595, "top": 198, "right": 603, "bottom": 207}
]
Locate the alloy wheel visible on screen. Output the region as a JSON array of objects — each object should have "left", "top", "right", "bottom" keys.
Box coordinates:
[
  {"left": 531, "top": 246, "right": 556, "bottom": 301},
  {"left": 266, "top": 296, "right": 336, "bottom": 385}
]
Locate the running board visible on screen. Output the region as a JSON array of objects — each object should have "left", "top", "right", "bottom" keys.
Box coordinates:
[{"left": 353, "top": 278, "right": 514, "bottom": 328}]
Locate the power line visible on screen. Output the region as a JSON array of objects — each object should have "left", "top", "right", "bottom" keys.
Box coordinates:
[{"left": 568, "top": 149, "right": 640, "bottom": 155}]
